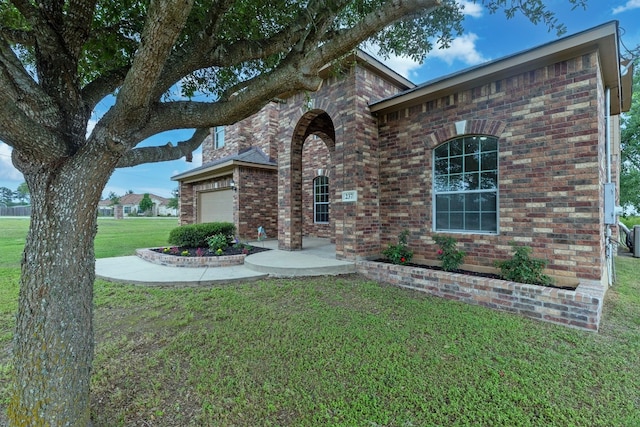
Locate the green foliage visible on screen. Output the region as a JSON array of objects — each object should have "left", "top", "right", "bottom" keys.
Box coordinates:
[
  {"left": 206, "top": 234, "right": 228, "bottom": 252},
  {"left": 107, "top": 191, "right": 120, "bottom": 205},
  {"left": 138, "top": 193, "right": 154, "bottom": 214},
  {"left": 495, "top": 242, "right": 553, "bottom": 286},
  {"left": 0, "top": 187, "right": 11, "bottom": 205},
  {"left": 168, "top": 222, "right": 235, "bottom": 247},
  {"left": 167, "top": 197, "right": 179, "bottom": 210},
  {"left": 620, "top": 216, "right": 640, "bottom": 228},
  {"left": 433, "top": 234, "right": 466, "bottom": 271},
  {"left": 2, "top": 0, "right": 579, "bottom": 100},
  {"left": 383, "top": 229, "right": 413, "bottom": 264},
  {"left": 620, "top": 66, "right": 640, "bottom": 213},
  {"left": 15, "top": 182, "right": 29, "bottom": 203}
]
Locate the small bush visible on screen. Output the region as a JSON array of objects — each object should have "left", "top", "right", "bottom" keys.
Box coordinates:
[
  {"left": 433, "top": 235, "right": 465, "bottom": 272},
  {"left": 495, "top": 242, "right": 553, "bottom": 286},
  {"left": 206, "top": 234, "right": 228, "bottom": 252},
  {"left": 383, "top": 230, "right": 413, "bottom": 265},
  {"left": 168, "top": 222, "right": 236, "bottom": 247},
  {"left": 620, "top": 216, "right": 640, "bottom": 228}
]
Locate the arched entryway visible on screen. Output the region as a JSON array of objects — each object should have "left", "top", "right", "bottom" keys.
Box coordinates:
[{"left": 279, "top": 110, "right": 336, "bottom": 251}]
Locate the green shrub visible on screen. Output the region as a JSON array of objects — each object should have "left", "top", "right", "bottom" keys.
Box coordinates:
[
  {"left": 494, "top": 242, "right": 553, "bottom": 286},
  {"left": 383, "top": 230, "right": 413, "bottom": 265},
  {"left": 620, "top": 216, "right": 640, "bottom": 228},
  {"left": 433, "top": 235, "right": 465, "bottom": 272},
  {"left": 206, "top": 234, "right": 228, "bottom": 252},
  {"left": 168, "top": 222, "right": 236, "bottom": 247}
]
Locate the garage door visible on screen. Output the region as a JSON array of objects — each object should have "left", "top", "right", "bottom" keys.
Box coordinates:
[{"left": 198, "top": 190, "right": 234, "bottom": 223}]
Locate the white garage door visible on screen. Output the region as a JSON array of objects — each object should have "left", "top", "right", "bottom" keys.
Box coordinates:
[{"left": 198, "top": 190, "right": 234, "bottom": 223}]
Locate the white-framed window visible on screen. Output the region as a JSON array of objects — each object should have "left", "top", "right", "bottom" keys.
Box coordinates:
[
  {"left": 313, "top": 176, "right": 329, "bottom": 223},
  {"left": 433, "top": 135, "right": 498, "bottom": 233},
  {"left": 214, "top": 126, "right": 225, "bottom": 149}
]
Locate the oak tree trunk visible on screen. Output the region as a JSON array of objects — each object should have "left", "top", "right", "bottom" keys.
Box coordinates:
[{"left": 7, "top": 148, "right": 117, "bottom": 426}]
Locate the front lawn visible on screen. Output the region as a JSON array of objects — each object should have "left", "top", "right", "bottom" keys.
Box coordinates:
[{"left": 0, "top": 218, "right": 639, "bottom": 426}]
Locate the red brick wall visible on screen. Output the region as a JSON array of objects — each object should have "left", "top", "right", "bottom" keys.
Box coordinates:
[
  {"left": 178, "top": 183, "right": 195, "bottom": 225},
  {"left": 377, "top": 52, "right": 605, "bottom": 284},
  {"left": 276, "top": 64, "right": 407, "bottom": 255},
  {"left": 202, "top": 101, "right": 280, "bottom": 164},
  {"left": 237, "top": 167, "right": 278, "bottom": 239}
]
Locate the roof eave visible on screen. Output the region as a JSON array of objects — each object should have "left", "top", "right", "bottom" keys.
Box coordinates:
[
  {"left": 172, "top": 160, "right": 277, "bottom": 184},
  {"left": 370, "top": 21, "right": 627, "bottom": 116}
]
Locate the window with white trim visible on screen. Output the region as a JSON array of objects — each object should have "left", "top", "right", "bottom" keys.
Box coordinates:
[
  {"left": 214, "top": 126, "right": 225, "bottom": 149},
  {"left": 313, "top": 176, "right": 329, "bottom": 223},
  {"left": 433, "top": 136, "right": 498, "bottom": 233}
]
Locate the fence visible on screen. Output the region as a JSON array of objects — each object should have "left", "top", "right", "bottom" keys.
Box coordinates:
[{"left": 0, "top": 206, "right": 31, "bottom": 216}]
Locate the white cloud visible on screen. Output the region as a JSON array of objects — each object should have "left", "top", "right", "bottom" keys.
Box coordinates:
[
  {"left": 613, "top": 0, "right": 640, "bottom": 14},
  {"left": 380, "top": 55, "right": 423, "bottom": 80},
  {"left": 191, "top": 151, "right": 202, "bottom": 167},
  {"left": 429, "top": 33, "right": 487, "bottom": 66},
  {"left": 86, "top": 119, "right": 98, "bottom": 137},
  {"left": 0, "top": 143, "right": 23, "bottom": 182},
  {"left": 458, "top": 0, "right": 483, "bottom": 18},
  {"left": 361, "top": 43, "right": 422, "bottom": 79}
]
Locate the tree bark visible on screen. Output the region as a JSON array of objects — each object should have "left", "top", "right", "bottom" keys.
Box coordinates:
[{"left": 7, "top": 147, "right": 117, "bottom": 425}]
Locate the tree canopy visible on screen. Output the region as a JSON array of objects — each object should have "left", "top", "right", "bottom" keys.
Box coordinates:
[
  {"left": 138, "top": 193, "right": 154, "bottom": 214},
  {"left": 0, "top": 0, "right": 585, "bottom": 171},
  {"left": 621, "top": 66, "right": 640, "bottom": 214}
]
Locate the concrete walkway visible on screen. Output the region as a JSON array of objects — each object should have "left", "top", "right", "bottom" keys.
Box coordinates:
[{"left": 96, "top": 238, "right": 356, "bottom": 286}]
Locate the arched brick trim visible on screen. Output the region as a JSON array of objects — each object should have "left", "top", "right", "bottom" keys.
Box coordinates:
[
  {"left": 426, "top": 119, "right": 507, "bottom": 149},
  {"left": 279, "top": 110, "right": 336, "bottom": 251}
]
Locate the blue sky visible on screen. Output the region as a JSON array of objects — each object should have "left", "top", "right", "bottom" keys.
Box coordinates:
[{"left": 1, "top": 0, "right": 640, "bottom": 199}]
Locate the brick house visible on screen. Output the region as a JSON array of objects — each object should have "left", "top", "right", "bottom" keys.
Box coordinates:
[
  {"left": 98, "top": 193, "right": 177, "bottom": 216},
  {"left": 173, "top": 21, "right": 632, "bottom": 288}
]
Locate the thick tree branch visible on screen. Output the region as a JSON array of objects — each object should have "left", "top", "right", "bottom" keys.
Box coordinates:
[
  {"left": 154, "top": 0, "right": 336, "bottom": 98},
  {"left": 81, "top": 66, "right": 129, "bottom": 111},
  {"left": 305, "top": 0, "right": 442, "bottom": 71},
  {"left": 116, "top": 127, "right": 209, "bottom": 167},
  {"left": 62, "top": 0, "right": 98, "bottom": 57},
  {"left": 114, "top": 0, "right": 443, "bottom": 143},
  {"left": 0, "top": 26, "right": 35, "bottom": 45},
  {"left": 0, "top": 38, "right": 67, "bottom": 159},
  {"left": 113, "top": 0, "right": 194, "bottom": 128},
  {"left": 121, "top": 63, "right": 317, "bottom": 147}
]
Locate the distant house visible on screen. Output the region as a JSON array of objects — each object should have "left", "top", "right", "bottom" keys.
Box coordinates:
[
  {"left": 173, "top": 21, "right": 632, "bottom": 289},
  {"left": 98, "top": 193, "right": 177, "bottom": 216}
]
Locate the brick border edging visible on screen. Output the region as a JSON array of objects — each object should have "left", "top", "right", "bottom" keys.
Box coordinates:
[
  {"left": 356, "top": 261, "right": 605, "bottom": 332},
  {"left": 136, "top": 248, "right": 246, "bottom": 268}
]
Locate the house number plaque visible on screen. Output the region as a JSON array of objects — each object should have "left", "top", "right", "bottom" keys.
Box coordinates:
[{"left": 342, "top": 190, "right": 358, "bottom": 202}]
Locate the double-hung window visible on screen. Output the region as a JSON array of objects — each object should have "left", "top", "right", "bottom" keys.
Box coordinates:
[
  {"left": 314, "top": 176, "right": 329, "bottom": 223},
  {"left": 433, "top": 136, "right": 498, "bottom": 233}
]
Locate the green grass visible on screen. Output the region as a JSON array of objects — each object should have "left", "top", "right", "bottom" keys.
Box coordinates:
[
  {"left": 1, "top": 218, "right": 640, "bottom": 426},
  {"left": 620, "top": 215, "right": 640, "bottom": 228}
]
